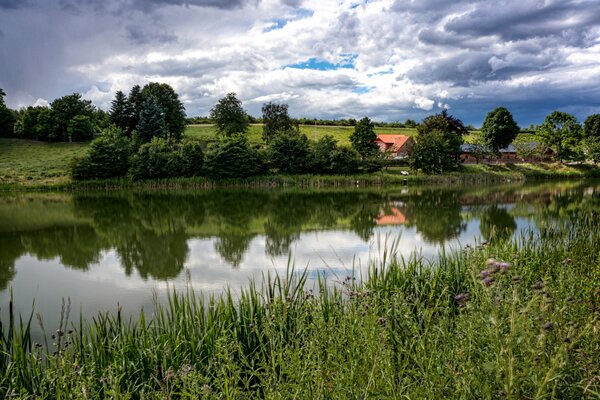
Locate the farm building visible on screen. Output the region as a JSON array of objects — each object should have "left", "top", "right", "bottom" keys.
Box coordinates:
[
  {"left": 375, "top": 134, "right": 415, "bottom": 159},
  {"left": 460, "top": 143, "right": 554, "bottom": 164}
]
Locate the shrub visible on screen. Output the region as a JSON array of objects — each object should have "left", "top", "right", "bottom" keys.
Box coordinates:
[
  {"left": 179, "top": 139, "right": 204, "bottom": 177},
  {"left": 129, "top": 137, "right": 184, "bottom": 180},
  {"left": 268, "top": 132, "right": 311, "bottom": 174},
  {"left": 309, "top": 135, "right": 338, "bottom": 174},
  {"left": 70, "top": 127, "right": 131, "bottom": 180},
  {"left": 204, "top": 134, "right": 267, "bottom": 179},
  {"left": 331, "top": 146, "right": 361, "bottom": 174}
]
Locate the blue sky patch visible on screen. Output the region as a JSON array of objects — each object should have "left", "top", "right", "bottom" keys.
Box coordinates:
[
  {"left": 352, "top": 86, "right": 373, "bottom": 94},
  {"left": 367, "top": 68, "right": 394, "bottom": 77},
  {"left": 264, "top": 18, "right": 288, "bottom": 32},
  {"left": 286, "top": 54, "right": 358, "bottom": 71}
]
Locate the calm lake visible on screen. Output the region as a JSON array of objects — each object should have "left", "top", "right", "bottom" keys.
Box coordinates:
[{"left": 1, "top": 180, "right": 599, "bottom": 336}]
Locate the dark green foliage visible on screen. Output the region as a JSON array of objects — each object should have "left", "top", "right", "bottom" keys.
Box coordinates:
[
  {"left": 404, "top": 119, "right": 417, "bottom": 128},
  {"left": 67, "top": 115, "right": 95, "bottom": 142},
  {"left": 584, "top": 114, "right": 600, "bottom": 139},
  {"left": 268, "top": 132, "right": 311, "bottom": 174},
  {"left": 51, "top": 93, "right": 95, "bottom": 142},
  {"left": 262, "top": 102, "right": 293, "bottom": 143},
  {"left": 481, "top": 107, "right": 519, "bottom": 152},
  {"left": 310, "top": 135, "right": 338, "bottom": 174},
  {"left": 126, "top": 85, "right": 143, "bottom": 133},
  {"left": 204, "top": 135, "right": 266, "bottom": 179},
  {"left": 70, "top": 127, "right": 131, "bottom": 180},
  {"left": 136, "top": 96, "right": 167, "bottom": 144},
  {"left": 350, "top": 117, "right": 379, "bottom": 159},
  {"left": 0, "top": 88, "right": 16, "bottom": 137},
  {"left": 582, "top": 112, "right": 600, "bottom": 163},
  {"left": 179, "top": 139, "right": 204, "bottom": 177},
  {"left": 129, "top": 138, "right": 184, "bottom": 180},
  {"left": 210, "top": 93, "right": 249, "bottom": 137},
  {"left": 14, "top": 106, "right": 59, "bottom": 141},
  {"left": 331, "top": 145, "right": 361, "bottom": 174},
  {"left": 410, "top": 130, "right": 457, "bottom": 174},
  {"left": 141, "top": 82, "right": 186, "bottom": 141},
  {"left": 536, "top": 111, "right": 582, "bottom": 161},
  {"left": 109, "top": 90, "right": 129, "bottom": 131},
  {"left": 412, "top": 110, "right": 466, "bottom": 173}
]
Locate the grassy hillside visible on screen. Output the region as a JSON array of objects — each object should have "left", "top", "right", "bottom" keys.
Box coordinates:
[
  {"left": 186, "top": 124, "right": 417, "bottom": 146},
  {"left": 0, "top": 139, "right": 88, "bottom": 186}
]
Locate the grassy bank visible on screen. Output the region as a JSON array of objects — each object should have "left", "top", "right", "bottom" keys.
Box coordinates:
[
  {"left": 3, "top": 136, "right": 600, "bottom": 190},
  {"left": 1, "top": 213, "right": 599, "bottom": 398}
]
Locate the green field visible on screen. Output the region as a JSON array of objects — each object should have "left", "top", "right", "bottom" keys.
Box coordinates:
[
  {"left": 0, "top": 139, "right": 88, "bottom": 186},
  {"left": 185, "top": 124, "right": 417, "bottom": 145}
]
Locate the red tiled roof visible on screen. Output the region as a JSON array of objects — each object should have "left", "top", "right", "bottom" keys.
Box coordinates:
[
  {"left": 375, "top": 207, "right": 406, "bottom": 225},
  {"left": 375, "top": 135, "right": 412, "bottom": 153}
]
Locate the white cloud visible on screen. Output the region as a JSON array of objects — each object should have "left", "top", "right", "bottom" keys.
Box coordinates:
[{"left": 415, "top": 97, "right": 435, "bottom": 110}]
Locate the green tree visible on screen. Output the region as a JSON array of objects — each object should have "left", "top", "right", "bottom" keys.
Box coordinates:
[
  {"left": 70, "top": 126, "right": 132, "bottom": 180},
  {"left": 141, "top": 82, "right": 186, "bottom": 140},
  {"left": 204, "top": 135, "right": 266, "bottom": 179},
  {"left": 109, "top": 90, "right": 130, "bottom": 131},
  {"left": 268, "top": 132, "right": 311, "bottom": 174},
  {"left": 310, "top": 135, "right": 338, "bottom": 174},
  {"left": 0, "top": 88, "right": 16, "bottom": 137},
  {"left": 536, "top": 111, "right": 582, "bottom": 161},
  {"left": 481, "top": 107, "right": 519, "bottom": 152},
  {"left": 136, "top": 96, "right": 167, "bottom": 144},
  {"left": 210, "top": 93, "right": 249, "bottom": 137},
  {"left": 350, "top": 117, "right": 379, "bottom": 159},
  {"left": 50, "top": 93, "right": 95, "bottom": 142},
  {"left": 417, "top": 110, "right": 466, "bottom": 159},
  {"left": 583, "top": 114, "right": 600, "bottom": 141},
  {"left": 262, "top": 102, "right": 293, "bottom": 143},
  {"left": 67, "top": 115, "right": 95, "bottom": 142},
  {"left": 410, "top": 130, "right": 456, "bottom": 174},
  {"left": 130, "top": 137, "right": 183, "bottom": 180},
  {"left": 126, "top": 84, "right": 143, "bottom": 133}
]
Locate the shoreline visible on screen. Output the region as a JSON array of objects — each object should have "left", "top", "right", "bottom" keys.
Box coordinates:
[{"left": 1, "top": 163, "right": 600, "bottom": 192}]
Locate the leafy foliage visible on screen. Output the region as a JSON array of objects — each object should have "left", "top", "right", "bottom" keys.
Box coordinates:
[
  {"left": 70, "top": 127, "right": 131, "bottom": 180},
  {"left": 0, "top": 88, "right": 16, "bottom": 137},
  {"left": 481, "top": 107, "right": 519, "bottom": 152},
  {"left": 50, "top": 93, "right": 95, "bottom": 142},
  {"left": 179, "top": 139, "right": 204, "bottom": 177},
  {"left": 536, "top": 111, "right": 582, "bottom": 161},
  {"left": 417, "top": 110, "right": 466, "bottom": 160},
  {"left": 67, "top": 115, "right": 95, "bottom": 142},
  {"left": 262, "top": 102, "right": 294, "bottom": 143},
  {"left": 129, "top": 138, "right": 183, "bottom": 180},
  {"left": 350, "top": 117, "right": 379, "bottom": 159},
  {"left": 109, "top": 90, "right": 129, "bottom": 132},
  {"left": 268, "top": 132, "right": 311, "bottom": 174},
  {"left": 410, "top": 130, "right": 457, "bottom": 174},
  {"left": 210, "top": 93, "right": 249, "bottom": 137},
  {"left": 141, "top": 82, "right": 186, "bottom": 140},
  {"left": 204, "top": 134, "right": 266, "bottom": 179},
  {"left": 583, "top": 114, "right": 600, "bottom": 141}
]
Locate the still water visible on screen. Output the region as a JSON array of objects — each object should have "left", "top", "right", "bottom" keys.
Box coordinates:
[{"left": 1, "top": 181, "right": 599, "bottom": 333}]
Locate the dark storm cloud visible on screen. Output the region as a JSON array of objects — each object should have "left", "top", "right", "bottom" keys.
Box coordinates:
[
  {"left": 0, "top": 0, "right": 30, "bottom": 9},
  {"left": 126, "top": 25, "right": 178, "bottom": 45},
  {"left": 444, "top": 0, "right": 600, "bottom": 42}
]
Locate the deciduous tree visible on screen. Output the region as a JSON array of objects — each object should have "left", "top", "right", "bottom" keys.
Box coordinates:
[
  {"left": 210, "top": 93, "right": 249, "bottom": 137},
  {"left": 262, "top": 102, "right": 293, "bottom": 143},
  {"left": 481, "top": 107, "right": 519, "bottom": 153},
  {"left": 350, "top": 117, "right": 378, "bottom": 159},
  {"left": 536, "top": 111, "right": 582, "bottom": 161}
]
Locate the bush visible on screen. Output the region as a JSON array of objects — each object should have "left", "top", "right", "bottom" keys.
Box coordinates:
[
  {"left": 67, "top": 115, "right": 95, "bottom": 142},
  {"left": 129, "top": 137, "right": 184, "bottom": 180},
  {"left": 204, "top": 135, "right": 267, "bottom": 179},
  {"left": 410, "top": 130, "right": 457, "bottom": 174},
  {"left": 179, "top": 139, "right": 204, "bottom": 177},
  {"left": 70, "top": 127, "right": 131, "bottom": 180},
  {"left": 268, "top": 132, "right": 311, "bottom": 174},
  {"left": 331, "top": 146, "right": 361, "bottom": 174},
  {"left": 309, "top": 135, "right": 338, "bottom": 174}
]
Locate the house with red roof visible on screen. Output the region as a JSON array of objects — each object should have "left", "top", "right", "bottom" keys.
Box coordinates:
[{"left": 375, "top": 134, "right": 415, "bottom": 159}]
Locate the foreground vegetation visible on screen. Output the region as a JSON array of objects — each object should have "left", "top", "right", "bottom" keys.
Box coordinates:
[{"left": 1, "top": 211, "right": 599, "bottom": 398}]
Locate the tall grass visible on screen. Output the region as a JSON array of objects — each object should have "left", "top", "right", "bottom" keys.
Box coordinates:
[{"left": 1, "top": 215, "right": 600, "bottom": 398}]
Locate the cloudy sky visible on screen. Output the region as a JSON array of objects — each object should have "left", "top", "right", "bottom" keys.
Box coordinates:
[{"left": 1, "top": 0, "right": 600, "bottom": 125}]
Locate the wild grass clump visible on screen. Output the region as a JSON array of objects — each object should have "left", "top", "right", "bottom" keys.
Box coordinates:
[{"left": 1, "top": 215, "right": 600, "bottom": 398}]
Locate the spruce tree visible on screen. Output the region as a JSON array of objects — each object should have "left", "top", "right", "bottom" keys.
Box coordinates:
[
  {"left": 136, "top": 96, "right": 167, "bottom": 144},
  {"left": 109, "top": 91, "right": 129, "bottom": 132}
]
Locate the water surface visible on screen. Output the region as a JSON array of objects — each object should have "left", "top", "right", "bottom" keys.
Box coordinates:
[{"left": 1, "top": 181, "right": 598, "bottom": 336}]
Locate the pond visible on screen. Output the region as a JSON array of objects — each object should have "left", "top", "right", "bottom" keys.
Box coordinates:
[{"left": 1, "top": 180, "right": 599, "bottom": 337}]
